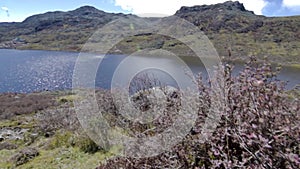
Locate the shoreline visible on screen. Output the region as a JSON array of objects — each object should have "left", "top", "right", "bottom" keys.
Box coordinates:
[{"left": 1, "top": 48, "right": 300, "bottom": 68}]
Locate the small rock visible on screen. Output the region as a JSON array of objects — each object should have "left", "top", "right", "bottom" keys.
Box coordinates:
[
  {"left": 0, "top": 142, "right": 18, "bottom": 150},
  {"left": 10, "top": 147, "right": 39, "bottom": 166}
]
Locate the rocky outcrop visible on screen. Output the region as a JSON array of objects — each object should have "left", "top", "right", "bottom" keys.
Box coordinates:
[
  {"left": 175, "top": 1, "right": 262, "bottom": 32},
  {"left": 0, "top": 128, "right": 29, "bottom": 141},
  {"left": 10, "top": 147, "right": 39, "bottom": 166},
  {"left": 176, "top": 1, "right": 253, "bottom": 15}
]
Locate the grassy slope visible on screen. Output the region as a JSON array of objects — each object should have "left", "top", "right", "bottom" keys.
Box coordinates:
[
  {"left": 0, "top": 91, "right": 115, "bottom": 169},
  {"left": 0, "top": 5, "right": 299, "bottom": 65}
]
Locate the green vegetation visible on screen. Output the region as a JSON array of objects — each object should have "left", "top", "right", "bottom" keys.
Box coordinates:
[
  {"left": 290, "top": 64, "right": 300, "bottom": 69},
  {"left": 0, "top": 91, "right": 115, "bottom": 169},
  {"left": 0, "top": 147, "right": 113, "bottom": 169}
]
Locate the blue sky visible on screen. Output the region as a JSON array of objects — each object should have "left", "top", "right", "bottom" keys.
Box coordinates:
[
  {"left": 0, "top": 0, "right": 300, "bottom": 22},
  {"left": 0, "top": 0, "right": 128, "bottom": 22}
]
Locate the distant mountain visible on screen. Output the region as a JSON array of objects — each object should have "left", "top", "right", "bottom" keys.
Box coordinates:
[
  {"left": 0, "top": 1, "right": 299, "bottom": 65},
  {"left": 0, "top": 6, "right": 134, "bottom": 51},
  {"left": 175, "top": 1, "right": 300, "bottom": 64}
]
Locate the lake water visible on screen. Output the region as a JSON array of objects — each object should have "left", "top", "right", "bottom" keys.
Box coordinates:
[{"left": 0, "top": 49, "right": 299, "bottom": 93}]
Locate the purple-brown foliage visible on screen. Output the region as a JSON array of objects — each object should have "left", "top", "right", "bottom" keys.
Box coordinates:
[
  {"left": 0, "top": 92, "right": 59, "bottom": 120},
  {"left": 96, "top": 58, "right": 299, "bottom": 169}
]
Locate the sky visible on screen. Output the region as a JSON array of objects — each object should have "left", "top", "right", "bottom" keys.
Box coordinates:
[{"left": 0, "top": 0, "right": 300, "bottom": 22}]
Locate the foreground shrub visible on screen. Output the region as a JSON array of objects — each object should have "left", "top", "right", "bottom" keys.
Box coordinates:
[
  {"left": 97, "top": 58, "right": 300, "bottom": 168},
  {"left": 204, "top": 59, "right": 299, "bottom": 168}
]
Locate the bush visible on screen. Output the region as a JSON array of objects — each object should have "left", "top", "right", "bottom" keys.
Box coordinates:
[
  {"left": 48, "top": 131, "right": 73, "bottom": 149},
  {"left": 36, "top": 103, "right": 80, "bottom": 136},
  {"left": 96, "top": 58, "right": 300, "bottom": 168},
  {"left": 0, "top": 92, "right": 59, "bottom": 120},
  {"left": 46, "top": 130, "right": 101, "bottom": 154},
  {"left": 75, "top": 134, "right": 102, "bottom": 154},
  {"left": 199, "top": 59, "right": 299, "bottom": 168}
]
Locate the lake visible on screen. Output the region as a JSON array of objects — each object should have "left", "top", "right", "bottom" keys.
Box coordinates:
[{"left": 0, "top": 49, "right": 299, "bottom": 93}]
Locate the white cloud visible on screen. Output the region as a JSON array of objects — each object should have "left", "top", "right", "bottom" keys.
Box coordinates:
[
  {"left": 1, "top": 6, "right": 9, "bottom": 17},
  {"left": 114, "top": 0, "right": 267, "bottom": 16},
  {"left": 283, "top": 0, "right": 300, "bottom": 7},
  {"left": 1, "top": 6, "right": 9, "bottom": 11}
]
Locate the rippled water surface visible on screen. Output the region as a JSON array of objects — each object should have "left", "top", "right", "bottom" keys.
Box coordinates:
[{"left": 0, "top": 49, "right": 299, "bottom": 93}]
